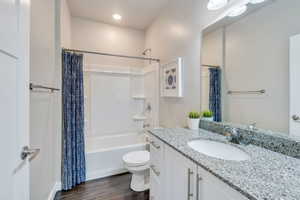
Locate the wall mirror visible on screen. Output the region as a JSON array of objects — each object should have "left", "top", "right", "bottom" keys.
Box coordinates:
[{"left": 201, "top": 0, "right": 300, "bottom": 135}]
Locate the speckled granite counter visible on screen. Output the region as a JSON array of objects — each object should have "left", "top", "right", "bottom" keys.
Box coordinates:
[
  {"left": 199, "top": 120, "right": 300, "bottom": 158},
  {"left": 149, "top": 128, "right": 300, "bottom": 200}
]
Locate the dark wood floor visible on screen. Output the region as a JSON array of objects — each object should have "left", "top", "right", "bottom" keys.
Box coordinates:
[{"left": 54, "top": 173, "right": 149, "bottom": 200}]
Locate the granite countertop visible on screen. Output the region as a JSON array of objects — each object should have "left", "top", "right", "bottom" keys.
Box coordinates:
[{"left": 149, "top": 128, "right": 300, "bottom": 200}]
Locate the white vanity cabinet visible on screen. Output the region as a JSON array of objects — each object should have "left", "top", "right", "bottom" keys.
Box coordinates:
[
  {"left": 164, "top": 145, "right": 197, "bottom": 200},
  {"left": 149, "top": 135, "right": 165, "bottom": 200},
  {"left": 149, "top": 135, "right": 249, "bottom": 200}
]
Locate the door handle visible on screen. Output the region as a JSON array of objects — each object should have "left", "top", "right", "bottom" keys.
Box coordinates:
[
  {"left": 196, "top": 174, "right": 202, "bottom": 200},
  {"left": 21, "top": 146, "right": 40, "bottom": 161},
  {"left": 187, "top": 168, "right": 194, "bottom": 200},
  {"left": 292, "top": 115, "right": 300, "bottom": 122},
  {"left": 150, "top": 141, "right": 160, "bottom": 149}
]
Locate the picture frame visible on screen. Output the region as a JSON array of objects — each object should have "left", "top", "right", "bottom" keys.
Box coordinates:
[{"left": 160, "top": 58, "right": 183, "bottom": 97}]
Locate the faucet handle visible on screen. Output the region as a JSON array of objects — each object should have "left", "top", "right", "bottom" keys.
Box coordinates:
[
  {"left": 248, "top": 123, "right": 257, "bottom": 131},
  {"left": 231, "top": 127, "right": 238, "bottom": 135}
]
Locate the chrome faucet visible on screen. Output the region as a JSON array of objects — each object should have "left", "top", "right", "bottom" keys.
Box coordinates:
[
  {"left": 224, "top": 126, "right": 243, "bottom": 145},
  {"left": 248, "top": 123, "right": 257, "bottom": 131}
]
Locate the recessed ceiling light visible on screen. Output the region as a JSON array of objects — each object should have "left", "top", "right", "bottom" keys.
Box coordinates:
[
  {"left": 207, "top": 0, "right": 228, "bottom": 10},
  {"left": 249, "top": 0, "right": 266, "bottom": 4},
  {"left": 228, "top": 5, "right": 248, "bottom": 17},
  {"left": 113, "top": 14, "right": 122, "bottom": 21}
]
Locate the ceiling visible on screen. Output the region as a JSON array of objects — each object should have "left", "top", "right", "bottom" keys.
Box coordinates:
[{"left": 67, "top": 0, "right": 170, "bottom": 30}]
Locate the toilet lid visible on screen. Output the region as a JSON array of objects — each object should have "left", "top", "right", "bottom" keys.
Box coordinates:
[{"left": 123, "top": 151, "right": 150, "bottom": 167}]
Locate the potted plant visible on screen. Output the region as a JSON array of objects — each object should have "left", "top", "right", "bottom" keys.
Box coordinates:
[
  {"left": 201, "top": 110, "right": 214, "bottom": 121},
  {"left": 187, "top": 112, "right": 200, "bottom": 130}
]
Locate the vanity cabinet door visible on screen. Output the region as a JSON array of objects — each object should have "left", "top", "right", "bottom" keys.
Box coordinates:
[
  {"left": 150, "top": 166, "right": 161, "bottom": 200},
  {"left": 149, "top": 135, "right": 165, "bottom": 200},
  {"left": 197, "top": 167, "right": 249, "bottom": 200},
  {"left": 164, "top": 145, "right": 197, "bottom": 200}
]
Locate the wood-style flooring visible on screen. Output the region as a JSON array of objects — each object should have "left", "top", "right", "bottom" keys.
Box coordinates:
[{"left": 54, "top": 173, "right": 149, "bottom": 200}]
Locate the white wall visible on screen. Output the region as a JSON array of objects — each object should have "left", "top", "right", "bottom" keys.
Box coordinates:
[
  {"left": 202, "top": 29, "right": 224, "bottom": 67},
  {"left": 60, "top": 0, "right": 72, "bottom": 48},
  {"left": 71, "top": 17, "right": 146, "bottom": 68},
  {"left": 30, "top": 0, "right": 61, "bottom": 199},
  {"left": 224, "top": 0, "right": 300, "bottom": 132},
  {"left": 201, "top": 29, "right": 224, "bottom": 111},
  {"left": 145, "top": 0, "right": 228, "bottom": 128}
]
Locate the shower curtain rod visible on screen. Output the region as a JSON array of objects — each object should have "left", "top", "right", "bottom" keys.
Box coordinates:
[
  {"left": 62, "top": 48, "right": 160, "bottom": 62},
  {"left": 202, "top": 64, "right": 220, "bottom": 68}
]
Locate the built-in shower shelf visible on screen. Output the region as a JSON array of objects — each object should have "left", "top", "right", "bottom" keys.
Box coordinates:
[
  {"left": 132, "top": 95, "right": 146, "bottom": 100},
  {"left": 133, "top": 115, "right": 147, "bottom": 121}
]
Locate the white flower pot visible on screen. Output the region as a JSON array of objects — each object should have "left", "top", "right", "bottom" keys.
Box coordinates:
[
  {"left": 187, "top": 118, "right": 200, "bottom": 130},
  {"left": 202, "top": 117, "right": 214, "bottom": 122}
]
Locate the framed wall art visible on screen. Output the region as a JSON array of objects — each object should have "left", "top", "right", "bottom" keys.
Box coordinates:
[{"left": 160, "top": 58, "right": 183, "bottom": 97}]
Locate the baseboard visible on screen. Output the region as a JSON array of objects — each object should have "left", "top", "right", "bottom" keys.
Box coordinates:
[
  {"left": 86, "top": 168, "right": 128, "bottom": 181},
  {"left": 47, "top": 182, "right": 62, "bottom": 200}
]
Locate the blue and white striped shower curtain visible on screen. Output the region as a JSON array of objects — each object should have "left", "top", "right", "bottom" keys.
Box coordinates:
[
  {"left": 209, "top": 68, "right": 222, "bottom": 122},
  {"left": 62, "top": 50, "right": 86, "bottom": 190}
]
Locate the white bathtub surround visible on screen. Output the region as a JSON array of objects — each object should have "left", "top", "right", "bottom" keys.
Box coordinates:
[
  {"left": 83, "top": 62, "right": 159, "bottom": 183},
  {"left": 84, "top": 65, "right": 145, "bottom": 138},
  {"left": 123, "top": 151, "right": 150, "bottom": 192},
  {"left": 187, "top": 118, "right": 200, "bottom": 130},
  {"left": 84, "top": 64, "right": 159, "bottom": 137},
  {"left": 85, "top": 133, "right": 146, "bottom": 181}
]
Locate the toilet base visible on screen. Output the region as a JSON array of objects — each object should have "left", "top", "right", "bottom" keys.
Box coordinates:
[{"left": 130, "top": 170, "right": 150, "bottom": 192}]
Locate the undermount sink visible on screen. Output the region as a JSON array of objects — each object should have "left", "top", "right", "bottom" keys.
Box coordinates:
[{"left": 188, "top": 140, "right": 250, "bottom": 161}]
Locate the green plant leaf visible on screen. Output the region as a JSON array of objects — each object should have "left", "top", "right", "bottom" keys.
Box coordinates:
[
  {"left": 201, "top": 110, "right": 213, "bottom": 118},
  {"left": 188, "top": 111, "right": 200, "bottom": 119}
]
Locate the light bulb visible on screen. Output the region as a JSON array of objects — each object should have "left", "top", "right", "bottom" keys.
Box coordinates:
[
  {"left": 249, "top": 0, "right": 266, "bottom": 4},
  {"left": 112, "top": 14, "right": 122, "bottom": 21},
  {"left": 228, "top": 5, "right": 248, "bottom": 17},
  {"left": 207, "top": 0, "right": 228, "bottom": 10}
]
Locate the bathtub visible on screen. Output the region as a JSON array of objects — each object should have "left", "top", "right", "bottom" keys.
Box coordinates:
[{"left": 85, "top": 132, "right": 147, "bottom": 181}]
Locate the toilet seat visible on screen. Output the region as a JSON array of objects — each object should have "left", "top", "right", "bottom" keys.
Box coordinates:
[{"left": 123, "top": 151, "right": 150, "bottom": 167}]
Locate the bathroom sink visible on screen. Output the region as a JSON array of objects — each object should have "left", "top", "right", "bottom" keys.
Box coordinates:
[{"left": 188, "top": 140, "right": 250, "bottom": 161}]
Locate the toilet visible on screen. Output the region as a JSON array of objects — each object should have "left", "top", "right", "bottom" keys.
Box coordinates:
[{"left": 123, "top": 150, "right": 150, "bottom": 192}]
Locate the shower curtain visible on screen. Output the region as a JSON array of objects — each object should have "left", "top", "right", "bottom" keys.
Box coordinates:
[
  {"left": 62, "top": 50, "right": 86, "bottom": 190},
  {"left": 209, "top": 68, "right": 222, "bottom": 122}
]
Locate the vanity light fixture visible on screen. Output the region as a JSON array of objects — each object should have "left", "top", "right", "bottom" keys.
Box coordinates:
[
  {"left": 207, "top": 0, "right": 228, "bottom": 10},
  {"left": 112, "top": 14, "right": 122, "bottom": 21},
  {"left": 227, "top": 5, "right": 248, "bottom": 17},
  {"left": 249, "top": 0, "right": 266, "bottom": 4}
]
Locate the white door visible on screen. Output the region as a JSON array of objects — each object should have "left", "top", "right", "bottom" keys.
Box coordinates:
[
  {"left": 290, "top": 34, "right": 300, "bottom": 137},
  {"left": 0, "top": 0, "right": 31, "bottom": 199},
  {"left": 165, "top": 146, "right": 197, "bottom": 200}
]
